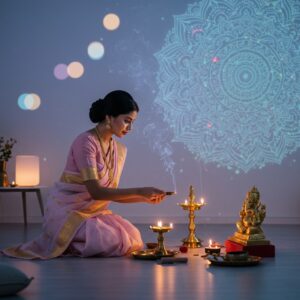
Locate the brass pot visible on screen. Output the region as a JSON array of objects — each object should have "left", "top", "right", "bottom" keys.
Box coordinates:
[{"left": 0, "top": 160, "right": 9, "bottom": 187}]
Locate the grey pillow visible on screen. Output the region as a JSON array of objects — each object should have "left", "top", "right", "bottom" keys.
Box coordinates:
[{"left": 0, "top": 263, "right": 33, "bottom": 296}]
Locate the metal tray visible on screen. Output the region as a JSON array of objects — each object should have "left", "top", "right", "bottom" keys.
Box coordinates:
[
  {"left": 131, "top": 249, "right": 178, "bottom": 260},
  {"left": 207, "top": 255, "right": 262, "bottom": 267}
]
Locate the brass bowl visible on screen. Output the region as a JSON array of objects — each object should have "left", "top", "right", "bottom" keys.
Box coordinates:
[{"left": 225, "top": 251, "right": 249, "bottom": 262}]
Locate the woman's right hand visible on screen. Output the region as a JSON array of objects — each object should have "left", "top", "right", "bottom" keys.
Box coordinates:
[{"left": 138, "top": 187, "right": 166, "bottom": 205}]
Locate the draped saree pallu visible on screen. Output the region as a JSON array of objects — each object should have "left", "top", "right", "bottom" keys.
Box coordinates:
[{"left": 2, "top": 131, "right": 143, "bottom": 259}]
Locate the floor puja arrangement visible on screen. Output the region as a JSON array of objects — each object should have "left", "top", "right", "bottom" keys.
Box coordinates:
[{"left": 131, "top": 185, "right": 275, "bottom": 266}]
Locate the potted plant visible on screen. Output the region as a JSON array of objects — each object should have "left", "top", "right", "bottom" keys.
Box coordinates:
[{"left": 0, "top": 137, "right": 17, "bottom": 187}]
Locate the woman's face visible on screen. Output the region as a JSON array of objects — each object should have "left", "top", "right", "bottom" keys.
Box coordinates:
[{"left": 109, "top": 110, "right": 138, "bottom": 138}]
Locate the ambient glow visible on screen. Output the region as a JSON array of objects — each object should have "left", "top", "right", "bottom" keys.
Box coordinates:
[
  {"left": 87, "top": 41, "right": 105, "bottom": 60},
  {"left": 103, "top": 13, "right": 120, "bottom": 30},
  {"left": 17, "top": 93, "right": 41, "bottom": 110},
  {"left": 17, "top": 94, "right": 28, "bottom": 110},
  {"left": 24, "top": 93, "right": 41, "bottom": 110},
  {"left": 67, "top": 61, "right": 84, "bottom": 79},
  {"left": 16, "top": 155, "right": 40, "bottom": 186},
  {"left": 54, "top": 63, "right": 68, "bottom": 80}
]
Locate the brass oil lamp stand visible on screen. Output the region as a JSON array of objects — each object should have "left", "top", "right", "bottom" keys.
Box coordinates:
[
  {"left": 149, "top": 222, "right": 173, "bottom": 256},
  {"left": 131, "top": 222, "right": 177, "bottom": 260},
  {"left": 178, "top": 185, "right": 207, "bottom": 248}
]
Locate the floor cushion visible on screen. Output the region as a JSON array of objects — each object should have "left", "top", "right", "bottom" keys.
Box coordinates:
[{"left": 0, "top": 263, "right": 33, "bottom": 296}]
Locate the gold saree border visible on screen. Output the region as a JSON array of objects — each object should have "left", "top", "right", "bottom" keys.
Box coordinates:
[
  {"left": 3, "top": 247, "right": 41, "bottom": 259},
  {"left": 60, "top": 172, "right": 84, "bottom": 184},
  {"left": 60, "top": 167, "right": 99, "bottom": 183},
  {"left": 48, "top": 201, "right": 113, "bottom": 258},
  {"left": 80, "top": 167, "right": 99, "bottom": 181},
  {"left": 3, "top": 202, "right": 111, "bottom": 259},
  {"left": 61, "top": 167, "right": 109, "bottom": 184}
]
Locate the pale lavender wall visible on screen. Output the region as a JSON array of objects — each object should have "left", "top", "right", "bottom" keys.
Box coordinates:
[{"left": 1, "top": 0, "right": 299, "bottom": 224}]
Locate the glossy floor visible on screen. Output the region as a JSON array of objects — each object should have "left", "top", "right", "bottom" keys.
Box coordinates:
[{"left": 0, "top": 224, "right": 299, "bottom": 300}]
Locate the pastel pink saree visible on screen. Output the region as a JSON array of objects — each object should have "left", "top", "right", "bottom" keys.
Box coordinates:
[{"left": 2, "top": 130, "right": 143, "bottom": 259}]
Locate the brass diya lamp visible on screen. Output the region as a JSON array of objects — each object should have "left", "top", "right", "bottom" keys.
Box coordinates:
[
  {"left": 178, "top": 185, "right": 207, "bottom": 248},
  {"left": 131, "top": 221, "right": 176, "bottom": 260},
  {"left": 205, "top": 239, "right": 221, "bottom": 255},
  {"left": 149, "top": 221, "right": 173, "bottom": 256}
]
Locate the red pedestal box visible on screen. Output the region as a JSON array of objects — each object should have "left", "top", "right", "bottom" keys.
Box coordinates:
[{"left": 225, "top": 240, "right": 275, "bottom": 257}]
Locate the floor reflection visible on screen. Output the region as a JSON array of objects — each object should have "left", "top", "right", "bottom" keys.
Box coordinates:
[
  {"left": 153, "top": 254, "right": 215, "bottom": 299},
  {"left": 154, "top": 264, "right": 175, "bottom": 300}
]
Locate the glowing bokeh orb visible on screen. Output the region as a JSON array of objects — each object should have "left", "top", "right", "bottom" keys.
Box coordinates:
[
  {"left": 17, "top": 93, "right": 41, "bottom": 110},
  {"left": 24, "top": 93, "right": 41, "bottom": 110},
  {"left": 154, "top": 0, "right": 300, "bottom": 172},
  {"left": 103, "top": 13, "right": 120, "bottom": 31},
  {"left": 54, "top": 63, "right": 68, "bottom": 80},
  {"left": 17, "top": 94, "right": 28, "bottom": 110},
  {"left": 87, "top": 41, "right": 105, "bottom": 60},
  {"left": 67, "top": 61, "right": 84, "bottom": 79}
]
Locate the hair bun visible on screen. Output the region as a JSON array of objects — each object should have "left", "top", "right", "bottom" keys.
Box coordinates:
[
  {"left": 89, "top": 98, "right": 107, "bottom": 123},
  {"left": 89, "top": 90, "right": 139, "bottom": 124}
]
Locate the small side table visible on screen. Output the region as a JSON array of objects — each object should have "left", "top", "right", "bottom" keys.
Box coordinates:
[{"left": 0, "top": 186, "right": 46, "bottom": 226}]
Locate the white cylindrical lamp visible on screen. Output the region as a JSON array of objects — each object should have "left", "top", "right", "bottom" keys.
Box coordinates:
[{"left": 16, "top": 155, "right": 40, "bottom": 186}]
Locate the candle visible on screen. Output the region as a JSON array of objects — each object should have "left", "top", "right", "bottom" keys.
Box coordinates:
[
  {"left": 10, "top": 181, "right": 17, "bottom": 187},
  {"left": 157, "top": 221, "right": 162, "bottom": 227},
  {"left": 184, "top": 199, "right": 188, "bottom": 205},
  {"left": 170, "top": 223, "right": 173, "bottom": 228},
  {"left": 205, "top": 239, "right": 221, "bottom": 255},
  {"left": 200, "top": 197, "right": 205, "bottom": 205}
]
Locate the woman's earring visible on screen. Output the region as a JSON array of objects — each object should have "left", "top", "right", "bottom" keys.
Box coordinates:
[{"left": 106, "top": 120, "right": 111, "bottom": 130}]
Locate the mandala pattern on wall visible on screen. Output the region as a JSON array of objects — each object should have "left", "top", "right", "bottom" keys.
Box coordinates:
[{"left": 154, "top": 0, "right": 300, "bottom": 172}]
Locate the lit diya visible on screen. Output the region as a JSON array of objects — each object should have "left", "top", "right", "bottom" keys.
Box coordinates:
[{"left": 205, "top": 239, "right": 221, "bottom": 255}]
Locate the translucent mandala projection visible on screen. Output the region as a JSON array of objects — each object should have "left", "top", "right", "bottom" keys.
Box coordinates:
[{"left": 154, "top": 0, "right": 300, "bottom": 172}]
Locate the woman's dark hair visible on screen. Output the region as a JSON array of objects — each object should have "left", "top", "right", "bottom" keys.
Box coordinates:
[{"left": 89, "top": 90, "right": 139, "bottom": 123}]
